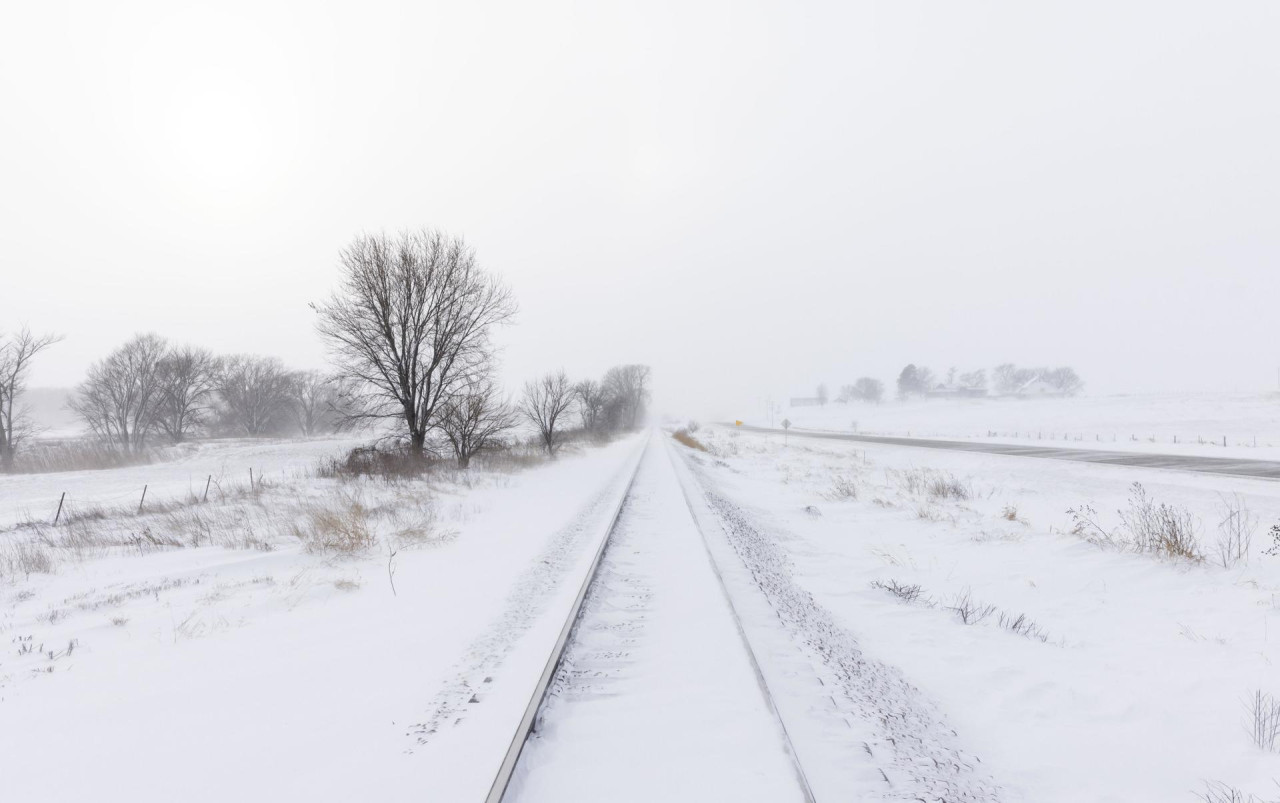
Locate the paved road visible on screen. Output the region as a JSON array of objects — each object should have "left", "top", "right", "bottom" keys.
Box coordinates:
[{"left": 735, "top": 425, "right": 1280, "bottom": 480}]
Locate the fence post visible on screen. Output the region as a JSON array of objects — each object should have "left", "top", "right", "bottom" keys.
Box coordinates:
[
  {"left": 138, "top": 484, "right": 148, "bottom": 514},
  {"left": 203, "top": 475, "right": 212, "bottom": 502},
  {"left": 53, "top": 492, "right": 66, "bottom": 525},
  {"left": 249, "top": 467, "right": 254, "bottom": 490}
]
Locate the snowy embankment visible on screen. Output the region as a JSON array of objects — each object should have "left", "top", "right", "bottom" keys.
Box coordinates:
[
  {"left": 0, "top": 434, "right": 644, "bottom": 802},
  {"left": 682, "top": 426, "right": 1280, "bottom": 802},
  {"left": 748, "top": 393, "right": 1280, "bottom": 459}
]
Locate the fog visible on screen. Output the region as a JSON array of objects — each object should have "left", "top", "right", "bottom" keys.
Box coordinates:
[{"left": 3, "top": 1, "right": 1278, "bottom": 420}]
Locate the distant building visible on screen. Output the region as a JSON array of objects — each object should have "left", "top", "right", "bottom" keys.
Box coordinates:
[
  {"left": 924, "top": 383, "right": 988, "bottom": 399},
  {"left": 1015, "top": 376, "right": 1062, "bottom": 397},
  {"left": 789, "top": 397, "right": 823, "bottom": 407}
]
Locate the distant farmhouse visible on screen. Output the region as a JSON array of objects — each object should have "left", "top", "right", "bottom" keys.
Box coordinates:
[
  {"left": 1013, "top": 375, "right": 1065, "bottom": 397},
  {"left": 924, "top": 383, "right": 987, "bottom": 400},
  {"left": 789, "top": 396, "right": 823, "bottom": 407}
]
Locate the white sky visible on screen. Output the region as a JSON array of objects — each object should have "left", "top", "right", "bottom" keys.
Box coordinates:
[{"left": 2, "top": 1, "right": 1278, "bottom": 418}]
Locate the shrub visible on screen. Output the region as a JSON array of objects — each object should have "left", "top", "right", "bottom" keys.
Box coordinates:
[
  {"left": 826, "top": 474, "right": 859, "bottom": 501},
  {"left": 871, "top": 578, "right": 925, "bottom": 604},
  {"left": 1069, "top": 484, "right": 1204, "bottom": 562},
  {"left": 1118, "top": 483, "right": 1202, "bottom": 561}
]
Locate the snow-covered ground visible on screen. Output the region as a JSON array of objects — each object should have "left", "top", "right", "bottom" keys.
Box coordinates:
[
  {"left": 679, "top": 425, "right": 1280, "bottom": 801},
  {"left": 0, "top": 434, "right": 645, "bottom": 802},
  {"left": 749, "top": 393, "right": 1280, "bottom": 459}
]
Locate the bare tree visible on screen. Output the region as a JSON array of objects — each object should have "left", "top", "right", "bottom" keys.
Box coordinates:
[
  {"left": 70, "top": 333, "right": 168, "bottom": 452},
  {"left": 520, "top": 370, "right": 576, "bottom": 456},
  {"left": 958, "top": 369, "right": 987, "bottom": 391},
  {"left": 314, "top": 229, "right": 516, "bottom": 459},
  {"left": 216, "top": 355, "right": 294, "bottom": 436},
  {"left": 575, "top": 379, "right": 607, "bottom": 433},
  {"left": 440, "top": 373, "right": 516, "bottom": 468},
  {"left": 602, "top": 364, "right": 651, "bottom": 430},
  {"left": 155, "top": 346, "right": 219, "bottom": 443},
  {"left": 853, "top": 376, "right": 884, "bottom": 403},
  {"left": 0, "top": 327, "right": 62, "bottom": 471},
  {"left": 817, "top": 384, "right": 829, "bottom": 406},
  {"left": 287, "top": 370, "right": 340, "bottom": 437},
  {"left": 1043, "top": 366, "right": 1084, "bottom": 396}
]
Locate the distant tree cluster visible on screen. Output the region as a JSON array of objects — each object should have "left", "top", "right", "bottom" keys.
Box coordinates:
[
  {"left": 818, "top": 362, "right": 1085, "bottom": 405},
  {"left": 836, "top": 377, "right": 885, "bottom": 404},
  {"left": 519, "top": 364, "right": 651, "bottom": 457},
  {"left": 68, "top": 334, "right": 343, "bottom": 453}
]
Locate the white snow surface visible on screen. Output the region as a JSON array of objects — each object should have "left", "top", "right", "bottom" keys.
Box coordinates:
[
  {"left": 0, "top": 434, "right": 645, "bottom": 802},
  {"left": 684, "top": 425, "right": 1280, "bottom": 801}
]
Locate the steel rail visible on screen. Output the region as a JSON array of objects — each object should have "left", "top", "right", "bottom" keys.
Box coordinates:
[
  {"left": 664, "top": 438, "right": 820, "bottom": 803},
  {"left": 483, "top": 438, "right": 647, "bottom": 803}
]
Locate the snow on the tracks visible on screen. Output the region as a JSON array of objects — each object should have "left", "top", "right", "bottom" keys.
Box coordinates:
[{"left": 507, "top": 437, "right": 810, "bottom": 803}]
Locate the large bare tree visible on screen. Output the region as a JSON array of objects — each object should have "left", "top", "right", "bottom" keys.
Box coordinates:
[
  {"left": 216, "top": 355, "right": 293, "bottom": 436},
  {"left": 0, "top": 327, "right": 62, "bottom": 471},
  {"left": 155, "top": 346, "right": 219, "bottom": 443},
  {"left": 439, "top": 372, "right": 516, "bottom": 468},
  {"left": 315, "top": 229, "right": 516, "bottom": 459},
  {"left": 520, "top": 370, "right": 576, "bottom": 456},
  {"left": 70, "top": 333, "right": 168, "bottom": 452}
]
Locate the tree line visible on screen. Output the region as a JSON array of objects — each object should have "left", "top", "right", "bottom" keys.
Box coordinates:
[
  {"left": 313, "top": 229, "right": 649, "bottom": 467},
  {"left": 811, "top": 363, "right": 1084, "bottom": 408},
  {"left": 69, "top": 335, "right": 343, "bottom": 451},
  {"left": 2, "top": 227, "right": 651, "bottom": 473}
]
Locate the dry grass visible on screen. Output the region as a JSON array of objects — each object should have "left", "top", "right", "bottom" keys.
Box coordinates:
[
  {"left": 888, "top": 468, "right": 974, "bottom": 502},
  {"left": 672, "top": 429, "right": 708, "bottom": 452},
  {"left": 1068, "top": 483, "right": 1204, "bottom": 562},
  {"left": 290, "top": 494, "right": 376, "bottom": 554},
  {"left": 1246, "top": 689, "right": 1280, "bottom": 752}
]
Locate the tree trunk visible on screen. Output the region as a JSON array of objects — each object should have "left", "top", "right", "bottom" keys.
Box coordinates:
[{"left": 408, "top": 431, "right": 426, "bottom": 461}]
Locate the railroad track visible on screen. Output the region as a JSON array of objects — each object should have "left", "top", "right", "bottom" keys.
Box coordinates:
[{"left": 484, "top": 434, "right": 816, "bottom": 803}]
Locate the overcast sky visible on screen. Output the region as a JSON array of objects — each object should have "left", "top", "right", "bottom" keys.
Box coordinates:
[{"left": 3, "top": 1, "right": 1278, "bottom": 418}]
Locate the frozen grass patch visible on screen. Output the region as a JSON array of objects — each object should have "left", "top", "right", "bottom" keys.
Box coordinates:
[
  {"left": 1068, "top": 482, "right": 1205, "bottom": 562},
  {"left": 888, "top": 468, "right": 973, "bottom": 502},
  {"left": 871, "top": 579, "right": 1051, "bottom": 643},
  {"left": 1246, "top": 689, "right": 1280, "bottom": 752},
  {"left": 1197, "top": 781, "right": 1280, "bottom": 803},
  {"left": 290, "top": 494, "right": 376, "bottom": 554}
]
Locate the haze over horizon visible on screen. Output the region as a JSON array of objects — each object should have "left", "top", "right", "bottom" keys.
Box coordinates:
[{"left": 4, "top": 1, "right": 1279, "bottom": 419}]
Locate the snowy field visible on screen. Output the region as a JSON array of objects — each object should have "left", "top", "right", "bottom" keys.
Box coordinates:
[
  {"left": 750, "top": 393, "right": 1280, "bottom": 459},
  {"left": 679, "top": 425, "right": 1280, "bottom": 801},
  {"left": 0, "top": 434, "right": 646, "bottom": 802},
  {"left": 6, "top": 423, "right": 1280, "bottom": 802}
]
